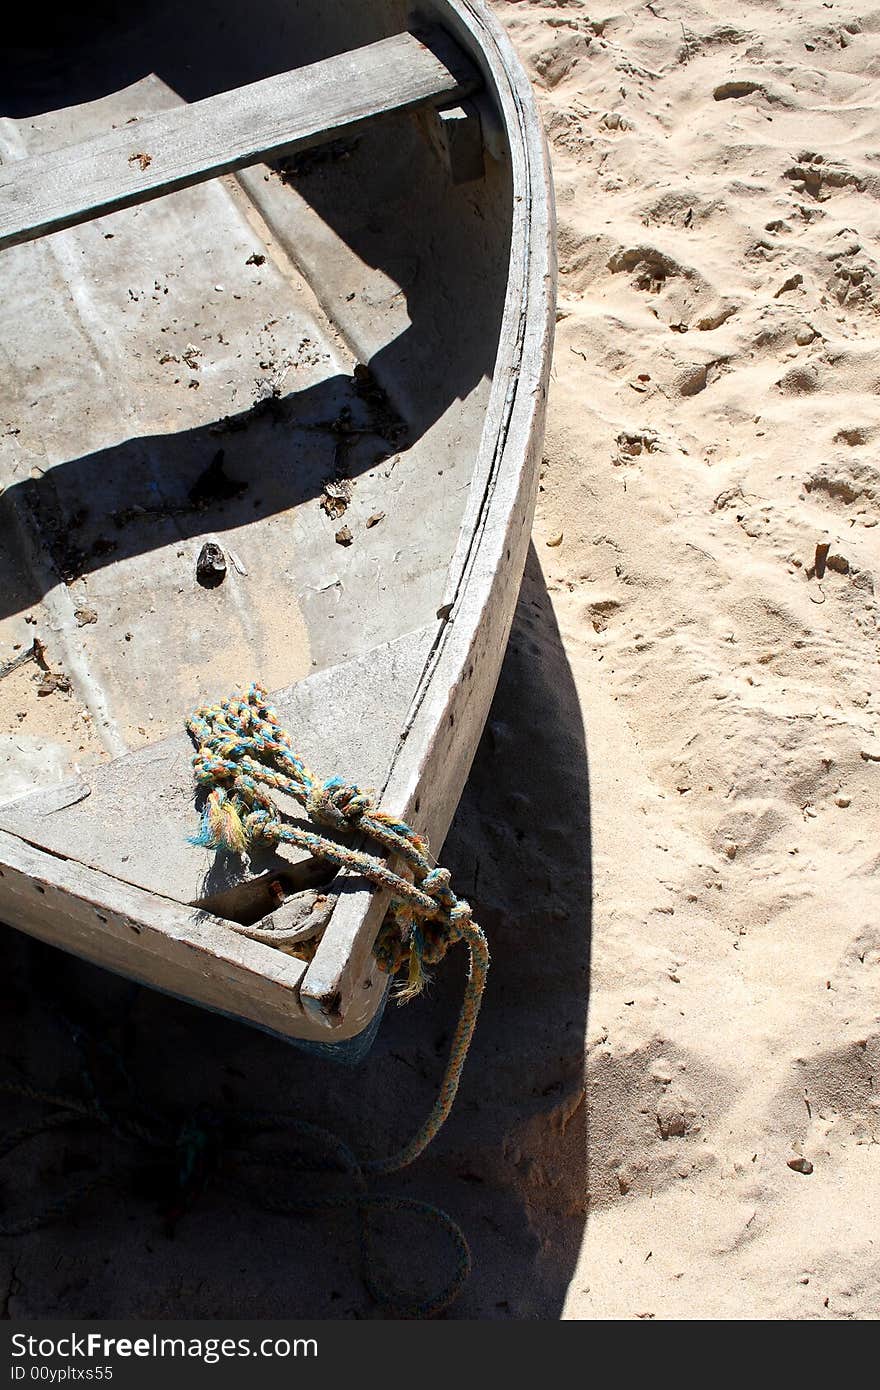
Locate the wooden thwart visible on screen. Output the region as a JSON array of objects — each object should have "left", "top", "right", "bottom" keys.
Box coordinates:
[{"left": 0, "top": 29, "right": 480, "bottom": 251}]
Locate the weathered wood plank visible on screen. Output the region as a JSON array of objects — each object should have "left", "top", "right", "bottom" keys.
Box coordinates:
[{"left": 0, "top": 29, "right": 480, "bottom": 251}]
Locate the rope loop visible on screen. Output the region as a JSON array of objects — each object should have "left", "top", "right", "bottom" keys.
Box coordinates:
[{"left": 305, "top": 778, "right": 373, "bottom": 832}]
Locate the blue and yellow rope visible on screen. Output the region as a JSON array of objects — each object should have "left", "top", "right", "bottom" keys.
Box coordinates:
[{"left": 185, "top": 681, "right": 490, "bottom": 1306}]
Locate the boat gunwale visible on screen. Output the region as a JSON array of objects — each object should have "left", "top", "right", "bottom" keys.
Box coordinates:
[{"left": 297, "top": 0, "right": 557, "bottom": 1035}]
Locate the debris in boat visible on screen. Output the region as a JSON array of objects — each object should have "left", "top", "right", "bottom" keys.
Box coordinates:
[
  {"left": 74, "top": 606, "right": 98, "bottom": 626},
  {"left": 546, "top": 533, "right": 564, "bottom": 547},
  {"left": 275, "top": 137, "right": 359, "bottom": 180},
  {"left": 0, "top": 636, "right": 49, "bottom": 682},
  {"left": 335, "top": 525, "right": 353, "bottom": 547},
  {"left": 265, "top": 358, "right": 294, "bottom": 395},
  {"left": 246, "top": 253, "right": 266, "bottom": 266},
  {"left": 128, "top": 152, "right": 152, "bottom": 171},
  {"left": 352, "top": 362, "right": 407, "bottom": 444},
  {"left": 37, "top": 672, "right": 72, "bottom": 697},
  {"left": 181, "top": 344, "right": 202, "bottom": 371},
  {"left": 227, "top": 549, "right": 248, "bottom": 577},
  {"left": 327, "top": 404, "right": 355, "bottom": 437},
  {"left": 366, "top": 511, "right": 385, "bottom": 528},
  {"left": 196, "top": 542, "right": 227, "bottom": 587},
  {"left": 33, "top": 502, "right": 89, "bottom": 585},
  {"left": 320, "top": 478, "right": 352, "bottom": 519},
  {"left": 189, "top": 450, "right": 247, "bottom": 506},
  {"left": 209, "top": 387, "right": 291, "bottom": 435},
  {"left": 108, "top": 456, "right": 247, "bottom": 532},
  {"left": 252, "top": 376, "right": 283, "bottom": 406}
]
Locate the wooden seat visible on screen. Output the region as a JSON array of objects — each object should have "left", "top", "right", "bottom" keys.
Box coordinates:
[{"left": 0, "top": 29, "right": 480, "bottom": 251}]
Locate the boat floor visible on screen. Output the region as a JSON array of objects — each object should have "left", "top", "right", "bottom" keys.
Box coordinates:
[{"left": 0, "top": 73, "right": 489, "bottom": 845}]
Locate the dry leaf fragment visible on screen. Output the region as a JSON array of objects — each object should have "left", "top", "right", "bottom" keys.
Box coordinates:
[
  {"left": 37, "top": 672, "right": 72, "bottom": 697},
  {"left": 335, "top": 526, "right": 353, "bottom": 546},
  {"left": 320, "top": 478, "right": 352, "bottom": 519},
  {"left": 128, "top": 152, "right": 152, "bottom": 171},
  {"left": 546, "top": 533, "right": 563, "bottom": 547},
  {"left": 366, "top": 511, "right": 385, "bottom": 528}
]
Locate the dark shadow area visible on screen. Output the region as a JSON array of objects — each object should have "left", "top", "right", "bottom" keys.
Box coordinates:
[
  {"left": 0, "top": 0, "right": 415, "bottom": 117},
  {"left": 0, "top": 545, "right": 591, "bottom": 1318},
  {"left": 0, "top": 370, "right": 405, "bottom": 622}
]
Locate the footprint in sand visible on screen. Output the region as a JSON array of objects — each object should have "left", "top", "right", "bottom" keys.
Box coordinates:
[
  {"left": 804, "top": 457, "right": 880, "bottom": 510},
  {"left": 784, "top": 152, "right": 869, "bottom": 202},
  {"left": 713, "top": 79, "right": 765, "bottom": 101},
  {"left": 607, "top": 243, "right": 736, "bottom": 334}
]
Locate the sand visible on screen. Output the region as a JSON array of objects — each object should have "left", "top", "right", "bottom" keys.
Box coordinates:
[
  {"left": 490, "top": 0, "right": 880, "bottom": 1318},
  {"left": 0, "top": 0, "right": 877, "bottom": 1324}
]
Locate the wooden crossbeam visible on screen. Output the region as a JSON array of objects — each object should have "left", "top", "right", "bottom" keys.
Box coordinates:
[{"left": 0, "top": 29, "right": 480, "bottom": 251}]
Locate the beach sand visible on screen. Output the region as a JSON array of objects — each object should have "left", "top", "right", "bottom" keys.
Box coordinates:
[
  {"left": 491, "top": 0, "right": 880, "bottom": 1318},
  {"left": 0, "top": 0, "right": 877, "bottom": 1323}
]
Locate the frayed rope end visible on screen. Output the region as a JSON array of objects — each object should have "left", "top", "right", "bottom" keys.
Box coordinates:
[{"left": 188, "top": 789, "right": 248, "bottom": 855}]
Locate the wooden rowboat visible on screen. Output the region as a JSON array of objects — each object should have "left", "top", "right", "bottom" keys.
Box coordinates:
[{"left": 0, "top": 0, "right": 555, "bottom": 1050}]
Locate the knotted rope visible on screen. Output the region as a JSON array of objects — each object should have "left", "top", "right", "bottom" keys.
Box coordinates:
[
  {"left": 184, "top": 681, "right": 490, "bottom": 1298},
  {"left": 187, "top": 683, "right": 485, "bottom": 1016}
]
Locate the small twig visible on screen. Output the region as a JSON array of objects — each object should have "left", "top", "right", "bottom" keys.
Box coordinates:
[
  {"left": 0, "top": 637, "right": 48, "bottom": 683},
  {"left": 814, "top": 541, "right": 830, "bottom": 579},
  {"left": 686, "top": 542, "right": 719, "bottom": 566}
]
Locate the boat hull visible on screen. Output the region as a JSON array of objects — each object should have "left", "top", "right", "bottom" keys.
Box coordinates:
[{"left": 0, "top": 0, "right": 555, "bottom": 1043}]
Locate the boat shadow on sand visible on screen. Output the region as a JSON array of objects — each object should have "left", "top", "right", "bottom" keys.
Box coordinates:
[{"left": 0, "top": 545, "right": 592, "bottom": 1319}]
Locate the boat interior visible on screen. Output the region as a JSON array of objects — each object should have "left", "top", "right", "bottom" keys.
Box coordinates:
[{"left": 0, "top": 1, "right": 513, "bottom": 923}]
